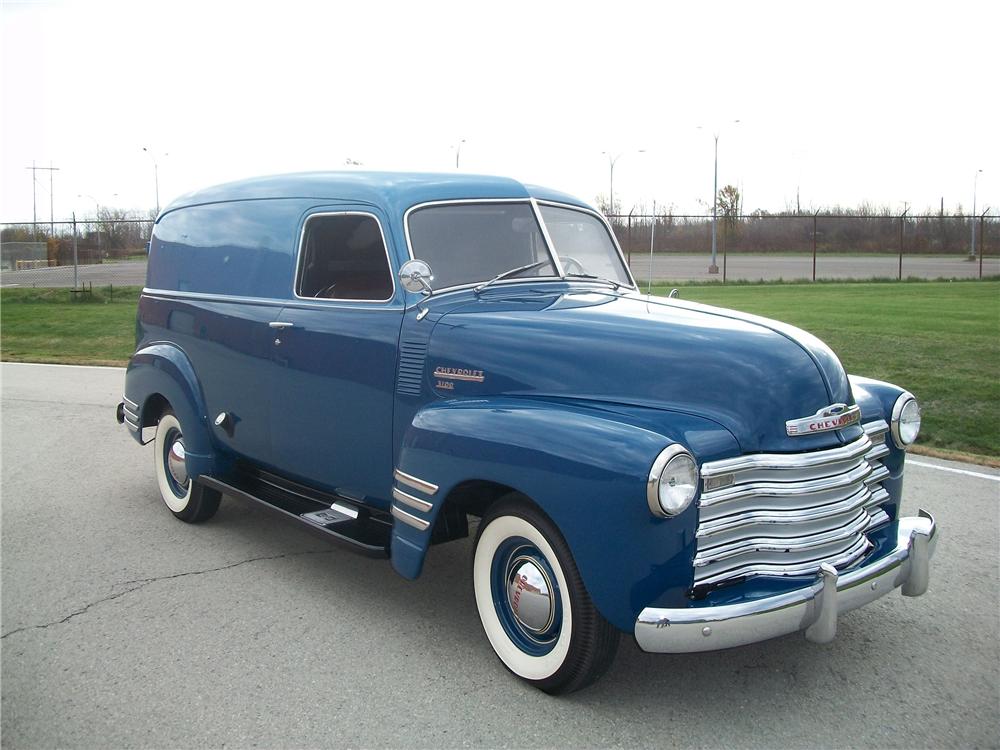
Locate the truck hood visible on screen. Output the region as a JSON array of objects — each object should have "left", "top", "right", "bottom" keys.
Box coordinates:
[{"left": 426, "top": 289, "right": 859, "bottom": 454}]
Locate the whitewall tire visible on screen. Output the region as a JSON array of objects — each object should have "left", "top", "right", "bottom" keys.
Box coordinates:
[
  {"left": 153, "top": 410, "right": 221, "bottom": 523},
  {"left": 472, "top": 496, "right": 620, "bottom": 694}
]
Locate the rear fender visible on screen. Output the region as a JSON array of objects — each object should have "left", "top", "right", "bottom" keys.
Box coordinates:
[{"left": 124, "top": 343, "right": 217, "bottom": 480}]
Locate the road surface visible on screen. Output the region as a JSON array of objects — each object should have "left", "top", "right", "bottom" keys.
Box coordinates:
[{"left": 1, "top": 362, "right": 997, "bottom": 748}]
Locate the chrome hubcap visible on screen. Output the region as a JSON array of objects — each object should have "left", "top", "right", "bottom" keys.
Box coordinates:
[
  {"left": 167, "top": 438, "right": 188, "bottom": 488},
  {"left": 505, "top": 556, "right": 555, "bottom": 634}
]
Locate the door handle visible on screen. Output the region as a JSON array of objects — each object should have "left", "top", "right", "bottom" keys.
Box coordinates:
[{"left": 269, "top": 321, "right": 296, "bottom": 329}]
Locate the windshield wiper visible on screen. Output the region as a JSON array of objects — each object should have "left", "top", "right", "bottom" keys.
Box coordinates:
[
  {"left": 473, "top": 259, "right": 551, "bottom": 295},
  {"left": 565, "top": 272, "right": 621, "bottom": 291}
]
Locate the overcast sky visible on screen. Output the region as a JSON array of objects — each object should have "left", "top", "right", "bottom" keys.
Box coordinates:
[{"left": 2, "top": 0, "right": 997, "bottom": 223}]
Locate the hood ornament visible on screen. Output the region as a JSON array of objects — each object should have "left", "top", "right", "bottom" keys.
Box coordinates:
[{"left": 786, "top": 403, "right": 861, "bottom": 436}]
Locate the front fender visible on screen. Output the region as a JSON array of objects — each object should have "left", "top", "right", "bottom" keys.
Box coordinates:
[
  {"left": 391, "top": 397, "right": 738, "bottom": 631},
  {"left": 124, "top": 342, "right": 217, "bottom": 480}
]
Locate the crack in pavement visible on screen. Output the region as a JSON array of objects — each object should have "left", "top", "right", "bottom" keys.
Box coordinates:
[{"left": 0, "top": 548, "right": 334, "bottom": 640}]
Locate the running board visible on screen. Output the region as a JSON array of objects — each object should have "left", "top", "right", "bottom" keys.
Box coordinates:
[{"left": 198, "top": 474, "right": 391, "bottom": 558}]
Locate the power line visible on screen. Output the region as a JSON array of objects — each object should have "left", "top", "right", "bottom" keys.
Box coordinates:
[{"left": 25, "top": 161, "right": 60, "bottom": 239}]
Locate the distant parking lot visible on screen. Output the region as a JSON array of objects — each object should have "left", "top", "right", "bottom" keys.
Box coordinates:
[
  {"left": 625, "top": 253, "right": 1000, "bottom": 282},
  {"left": 2, "top": 255, "right": 996, "bottom": 288}
]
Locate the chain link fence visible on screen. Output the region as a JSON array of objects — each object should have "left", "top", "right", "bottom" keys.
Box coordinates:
[
  {"left": 1, "top": 219, "right": 153, "bottom": 290},
  {"left": 609, "top": 212, "right": 999, "bottom": 283},
  {"left": 2, "top": 214, "right": 998, "bottom": 290}
]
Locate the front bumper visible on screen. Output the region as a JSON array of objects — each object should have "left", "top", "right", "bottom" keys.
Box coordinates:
[{"left": 634, "top": 510, "right": 937, "bottom": 653}]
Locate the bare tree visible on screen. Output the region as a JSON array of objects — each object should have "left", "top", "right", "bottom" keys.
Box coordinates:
[{"left": 718, "top": 184, "right": 741, "bottom": 234}]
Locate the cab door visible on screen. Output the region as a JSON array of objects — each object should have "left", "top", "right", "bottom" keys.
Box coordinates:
[{"left": 268, "top": 208, "right": 403, "bottom": 507}]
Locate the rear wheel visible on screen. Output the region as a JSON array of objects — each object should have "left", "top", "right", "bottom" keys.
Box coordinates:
[
  {"left": 153, "top": 410, "right": 221, "bottom": 523},
  {"left": 472, "top": 495, "right": 620, "bottom": 694}
]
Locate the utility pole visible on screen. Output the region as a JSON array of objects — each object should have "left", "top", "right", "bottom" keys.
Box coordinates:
[{"left": 26, "top": 162, "right": 60, "bottom": 238}]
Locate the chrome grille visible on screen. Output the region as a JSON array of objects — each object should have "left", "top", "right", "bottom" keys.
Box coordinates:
[{"left": 694, "top": 421, "right": 891, "bottom": 588}]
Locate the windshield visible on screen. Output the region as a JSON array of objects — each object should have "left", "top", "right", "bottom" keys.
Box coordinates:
[
  {"left": 407, "top": 203, "right": 556, "bottom": 290},
  {"left": 538, "top": 205, "right": 632, "bottom": 286},
  {"left": 406, "top": 201, "right": 633, "bottom": 290}
]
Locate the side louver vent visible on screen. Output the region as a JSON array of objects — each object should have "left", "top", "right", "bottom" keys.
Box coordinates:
[{"left": 396, "top": 340, "right": 428, "bottom": 396}]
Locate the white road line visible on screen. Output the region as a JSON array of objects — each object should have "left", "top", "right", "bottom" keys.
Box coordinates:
[
  {"left": 908, "top": 460, "right": 1000, "bottom": 482},
  {"left": 1, "top": 362, "right": 125, "bottom": 371}
]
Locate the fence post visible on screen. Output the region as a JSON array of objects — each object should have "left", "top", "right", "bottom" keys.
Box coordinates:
[
  {"left": 812, "top": 211, "right": 818, "bottom": 282},
  {"left": 980, "top": 210, "right": 989, "bottom": 279},
  {"left": 627, "top": 209, "right": 633, "bottom": 266},
  {"left": 648, "top": 203, "right": 656, "bottom": 294},
  {"left": 72, "top": 212, "right": 79, "bottom": 290},
  {"left": 722, "top": 222, "right": 728, "bottom": 283},
  {"left": 897, "top": 210, "right": 907, "bottom": 281}
]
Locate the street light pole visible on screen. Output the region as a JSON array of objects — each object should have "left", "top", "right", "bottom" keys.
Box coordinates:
[
  {"left": 142, "top": 147, "right": 166, "bottom": 215},
  {"left": 971, "top": 169, "right": 983, "bottom": 258},
  {"left": 601, "top": 150, "right": 645, "bottom": 217},
  {"left": 455, "top": 139, "right": 466, "bottom": 169},
  {"left": 710, "top": 134, "right": 720, "bottom": 273},
  {"left": 699, "top": 120, "right": 740, "bottom": 274}
]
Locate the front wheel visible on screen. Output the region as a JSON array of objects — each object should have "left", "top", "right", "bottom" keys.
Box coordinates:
[
  {"left": 472, "top": 496, "right": 620, "bottom": 694},
  {"left": 153, "top": 410, "right": 221, "bottom": 523}
]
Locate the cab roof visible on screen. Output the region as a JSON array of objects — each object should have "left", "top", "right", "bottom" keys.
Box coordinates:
[{"left": 162, "top": 171, "right": 592, "bottom": 219}]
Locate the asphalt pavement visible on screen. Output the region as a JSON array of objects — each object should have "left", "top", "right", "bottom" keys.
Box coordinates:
[{"left": 2, "top": 362, "right": 998, "bottom": 749}]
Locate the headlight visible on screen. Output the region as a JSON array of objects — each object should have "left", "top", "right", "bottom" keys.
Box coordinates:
[
  {"left": 891, "top": 392, "right": 921, "bottom": 449},
  {"left": 647, "top": 445, "right": 699, "bottom": 517}
]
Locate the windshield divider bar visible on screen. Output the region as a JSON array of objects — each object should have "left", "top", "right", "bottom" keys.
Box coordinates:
[{"left": 530, "top": 198, "right": 565, "bottom": 279}]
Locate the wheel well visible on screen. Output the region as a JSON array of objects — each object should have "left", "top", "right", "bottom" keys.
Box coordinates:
[
  {"left": 141, "top": 393, "right": 170, "bottom": 427},
  {"left": 429, "top": 480, "right": 521, "bottom": 545}
]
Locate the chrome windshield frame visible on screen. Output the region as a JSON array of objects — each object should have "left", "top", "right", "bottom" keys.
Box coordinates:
[{"left": 402, "top": 197, "right": 637, "bottom": 296}]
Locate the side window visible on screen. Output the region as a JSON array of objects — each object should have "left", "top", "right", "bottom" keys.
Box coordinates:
[{"left": 296, "top": 213, "right": 394, "bottom": 301}]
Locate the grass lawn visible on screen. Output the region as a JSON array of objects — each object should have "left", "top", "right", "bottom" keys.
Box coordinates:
[
  {"left": 651, "top": 280, "right": 999, "bottom": 460},
  {"left": 2, "top": 281, "right": 997, "bottom": 459},
  {"left": 0, "top": 286, "right": 140, "bottom": 366}
]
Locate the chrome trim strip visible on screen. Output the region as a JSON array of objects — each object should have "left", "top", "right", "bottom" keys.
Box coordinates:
[
  {"left": 292, "top": 210, "right": 397, "bottom": 304},
  {"left": 863, "top": 419, "right": 890, "bottom": 436},
  {"left": 530, "top": 197, "right": 564, "bottom": 278},
  {"left": 391, "top": 504, "right": 430, "bottom": 531},
  {"left": 701, "top": 435, "right": 873, "bottom": 478},
  {"left": 142, "top": 288, "right": 288, "bottom": 307},
  {"left": 694, "top": 511, "right": 872, "bottom": 567},
  {"left": 696, "top": 486, "right": 873, "bottom": 538},
  {"left": 693, "top": 535, "right": 872, "bottom": 588},
  {"left": 866, "top": 465, "right": 890, "bottom": 485},
  {"left": 865, "top": 443, "right": 890, "bottom": 461},
  {"left": 392, "top": 469, "right": 438, "bottom": 496},
  {"left": 635, "top": 512, "right": 937, "bottom": 653},
  {"left": 122, "top": 395, "right": 139, "bottom": 410},
  {"left": 123, "top": 414, "right": 140, "bottom": 431},
  {"left": 866, "top": 487, "right": 891, "bottom": 507},
  {"left": 391, "top": 487, "right": 432, "bottom": 513},
  {"left": 867, "top": 508, "right": 890, "bottom": 529},
  {"left": 699, "top": 461, "right": 873, "bottom": 507}
]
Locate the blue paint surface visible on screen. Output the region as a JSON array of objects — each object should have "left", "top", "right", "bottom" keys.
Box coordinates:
[{"left": 124, "top": 172, "right": 914, "bottom": 634}]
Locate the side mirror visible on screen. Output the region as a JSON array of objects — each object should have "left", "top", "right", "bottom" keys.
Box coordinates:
[{"left": 399, "top": 259, "right": 434, "bottom": 295}]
